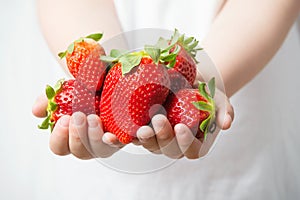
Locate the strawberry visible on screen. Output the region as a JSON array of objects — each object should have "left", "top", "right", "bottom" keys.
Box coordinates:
[
  {"left": 146, "top": 29, "right": 202, "bottom": 92},
  {"left": 100, "top": 51, "right": 170, "bottom": 144},
  {"left": 38, "top": 79, "right": 101, "bottom": 131},
  {"left": 167, "top": 30, "right": 201, "bottom": 92},
  {"left": 58, "top": 33, "right": 107, "bottom": 92},
  {"left": 164, "top": 78, "right": 216, "bottom": 140}
]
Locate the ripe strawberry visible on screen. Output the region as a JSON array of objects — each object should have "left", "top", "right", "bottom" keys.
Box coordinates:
[
  {"left": 164, "top": 78, "right": 216, "bottom": 140},
  {"left": 147, "top": 30, "right": 202, "bottom": 92},
  {"left": 58, "top": 33, "right": 107, "bottom": 92},
  {"left": 100, "top": 51, "right": 170, "bottom": 144},
  {"left": 38, "top": 79, "right": 101, "bottom": 131}
]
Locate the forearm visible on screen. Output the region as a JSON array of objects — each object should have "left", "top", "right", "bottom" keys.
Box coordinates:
[
  {"left": 37, "top": 0, "right": 122, "bottom": 59},
  {"left": 202, "top": 0, "right": 300, "bottom": 97}
]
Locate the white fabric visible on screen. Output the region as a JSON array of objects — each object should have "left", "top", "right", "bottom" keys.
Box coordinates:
[
  {"left": 0, "top": 0, "right": 299, "bottom": 199},
  {"left": 113, "top": 0, "right": 219, "bottom": 41}
]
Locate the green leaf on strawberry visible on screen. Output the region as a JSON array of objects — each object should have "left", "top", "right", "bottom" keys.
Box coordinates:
[
  {"left": 144, "top": 45, "right": 160, "bottom": 63},
  {"left": 170, "top": 29, "right": 202, "bottom": 63},
  {"left": 38, "top": 115, "right": 51, "bottom": 130},
  {"left": 58, "top": 51, "right": 67, "bottom": 59},
  {"left": 192, "top": 77, "right": 216, "bottom": 139},
  {"left": 110, "top": 49, "right": 128, "bottom": 58},
  {"left": 200, "top": 116, "right": 211, "bottom": 133},
  {"left": 208, "top": 77, "right": 216, "bottom": 98},
  {"left": 198, "top": 82, "right": 210, "bottom": 101},
  {"left": 38, "top": 79, "right": 64, "bottom": 131},
  {"left": 46, "top": 85, "right": 55, "bottom": 99},
  {"left": 67, "top": 43, "right": 75, "bottom": 54},
  {"left": 155, "top": 37, "right": 169, "bottom": 50},
  {"left": 192, "top": 101, "right": 213, "bottom": 112},
  {"left": 100, "top": 55, "right": 119, "bottom": 63},
  {"left": 119, "top": 53, "right": 143, "bottom": 75},
  {"left": 86, "top": 33, "right": 103, "bottom": 41},
  {"left": 58, "top": 33, "right": 103, "bottom": 59}
]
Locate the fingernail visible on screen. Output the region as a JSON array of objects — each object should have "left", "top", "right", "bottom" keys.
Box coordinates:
[
  {"left": 87, "top": 115, "right": 99, "bottom": 128},
  {"left": 102, "top": 134, "right": 113, "bottom": 145},
  {"left": 223, "top": 114, "right": 232, "bottom": 129},
  {"left": 174, "top": 124, "right": 188, "bottom": 136},
  {"left": 226, "top": 114, "right": 232, "bottom": 122},
  {"left": 72, "top": 112, "right": 84, "bottom": 125},
  {"left": 59, "top": 116, "right": 70, "bottom": 127},
  {"left": 136, "top": 126, "right": 154, "bottom": 141},
  {"left": 152, "top": 114, "right": 167, "bottom": 131}
]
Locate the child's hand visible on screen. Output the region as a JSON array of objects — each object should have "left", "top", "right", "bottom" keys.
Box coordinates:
[
  {"left": 135, "top": 88, "right": 234, "bottom": 159},
  {"left": 32, "top": 95, "right": 124, "bottom": 159}
]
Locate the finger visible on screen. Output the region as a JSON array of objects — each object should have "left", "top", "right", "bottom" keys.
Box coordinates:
[
  {"left": 137, "top": 126, "right": 161, "bottom": 154},
  {"left": 86, "top": 115, "right": 120, "bottom": 158},
  {"left": 152, "top": 114, "right": 182, "bottom": 159},
  {"left": 102, "top": 132, "right": 125, "bottom": 148},
  {"left": 216, "top": 102, "right": 234, "bottom": 130},
  {"left": 69, "top": 112, "right": 92, "bottom": 160},
  {"left": 227, "top": 103, "right": 234, "bottom": 121},
  {"left": 49, "top": 115, "right": 71, "bottom": 156},
  {"left": 175, "top": 124, "right": 202, "bottom": 159},
  {"left": 220, "top": 113, "right": 233, "bottom": 130},
  {"left": 215, "top": 94, "right": 234, "bottom": 130},
  {"left": 131, "top": 138, "right": 142, "bottom": 146},
  {"left": 32, "top": 94, "right": 48, "bottom": 118}
]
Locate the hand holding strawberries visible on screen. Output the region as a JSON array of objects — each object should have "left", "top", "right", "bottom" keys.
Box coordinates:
[
  {"left": 135, "top": 87, "right": 234, "bottom": 159},
  {"left": 33, "top": 97, "right": 125, "bottom": 159},
  {"left": 33, "top": 30, "right": 234, "bottom": 160},
  {"left": 32, "top": 88, "right": 233, "bottom": 160}
]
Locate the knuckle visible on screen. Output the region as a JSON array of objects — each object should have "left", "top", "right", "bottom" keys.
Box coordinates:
[{"left": 157, "top": 131, "right": 173, "bottom": 141}]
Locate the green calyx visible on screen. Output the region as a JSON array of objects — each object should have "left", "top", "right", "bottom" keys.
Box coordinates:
[
  {"left": 100, "top": 29, "right": 202, "bottom": 74},
  {"left": 100, "top": 34, "right": 183, "bottom": 75},
  {"left": 192, "top": 77, "right": 216, "bottom": 140},
  {"left": 100, "top": 46, "right": 180, "bottom": 76},
  {"left": 145, "top": 28, "right": 202, "bottom": 67},
  {"left": 171, "top": 29, "right": 202, "bottom": 63},
  {"left": 58, "top": 33, "right": 103, "bottom": 59},
  {"left": 38, "top": 79, "right": 64, "bottom": 132},
  {"left": 144, "top": 39, "right": 181, "bottom": 68},
  {"left": 101, "top": 49, "right": 146, "bottom": 75}
]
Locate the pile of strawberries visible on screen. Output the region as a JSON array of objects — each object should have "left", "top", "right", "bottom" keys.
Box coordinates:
[{"left": 39, "top": 30, "right": 216, "bottom": 144}]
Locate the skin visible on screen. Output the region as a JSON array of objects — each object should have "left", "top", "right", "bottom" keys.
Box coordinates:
[{"left": 33, "top": 0, "right": 300, "bottom": 159}]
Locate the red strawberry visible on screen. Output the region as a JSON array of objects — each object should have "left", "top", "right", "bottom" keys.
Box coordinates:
[
  {"left": 164, "top": 78, "right": 216, "bottom": 140},
  {"left": 148, "top": 29, "right": 202, "bottom": 92},
  {"left": 58, "top": 33, "right": 107, "bottom": 92},
  {"left": 168, "top": 46, "right": 196, "bottom": 91},
  {"left": 38, "top": 79, "right": 101, "bottom": 131},
  {"left": 100, "top": 51, "right": 170, "bottom": 144}
]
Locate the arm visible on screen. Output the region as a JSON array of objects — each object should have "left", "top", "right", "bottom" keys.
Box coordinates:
[
  {"left": 37, "top": 0, "right": 123, "bottom": 64},
  {"left": 202, "top": 0, "right": 300, "bottom": 97}
]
